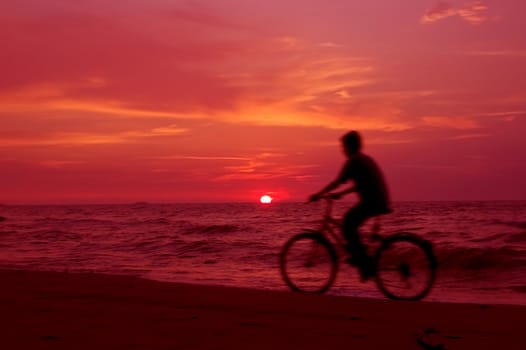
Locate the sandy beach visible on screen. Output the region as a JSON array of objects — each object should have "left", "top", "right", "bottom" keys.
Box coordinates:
[{"left": 1, "top": 269, "right": 525, "bottom": 350}]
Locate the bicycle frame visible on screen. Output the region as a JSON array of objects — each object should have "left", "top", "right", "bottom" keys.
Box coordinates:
[
  {"left": 315, "top": 197, "right": 383, "bottom": 250},
  {"left": 316, "top": 198, "right": 346, "bottom": 248}
]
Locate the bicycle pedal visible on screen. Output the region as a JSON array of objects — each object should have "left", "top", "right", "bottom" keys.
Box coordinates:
[
  {"left": 345, "top": 257, "right": 359, "bottom": 266},
  {"left": 359, "top": 267, "right": 375, "bottom": 282}
]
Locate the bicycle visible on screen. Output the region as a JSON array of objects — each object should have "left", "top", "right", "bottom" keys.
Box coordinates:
[{"left": 280, "top": 196, "right": 437, "bottom": 301}]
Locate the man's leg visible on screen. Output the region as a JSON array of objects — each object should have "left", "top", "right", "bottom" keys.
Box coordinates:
[{"left": 342, "top": 206, "right": 374, "bottom": 279}]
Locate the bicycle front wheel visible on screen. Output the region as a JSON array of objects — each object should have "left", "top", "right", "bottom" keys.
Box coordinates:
[
  {"left": 374, "top": 233, "right": 436, "bottom": 301},
  {"left": 280, "top": 232, "right": 338, "bottom": 294}
]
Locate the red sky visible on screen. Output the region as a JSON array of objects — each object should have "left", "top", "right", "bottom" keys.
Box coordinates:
[{"left": 1, "top": 0, "right": 525, "bottom": 203}]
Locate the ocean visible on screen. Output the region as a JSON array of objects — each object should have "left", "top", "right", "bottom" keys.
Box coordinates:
[{"left": 1, "top": 201, "right": 525, "bottom": 305}]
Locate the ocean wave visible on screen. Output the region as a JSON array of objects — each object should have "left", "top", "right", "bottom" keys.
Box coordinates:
[
  {"left": 27, "top": 229, "right": 83, "bottom": 242},
  {"left": 506, "top": 231, "right": 526, "bottom": 244},
  {"left": 126, "top": 218, "right": 172, "bottom": 226},
  {"left": 173, "top": 240, "right": 226, "bottom": 258},
  {"left": 510, "top": 285, "right": 526, "bottom": 294},
  {"left": 468, "top": 232, "right": 507, "bottom": 243},
  {"left": 491, "top": 219, "right": 526, "bottom": 230},
  {"left": 34, "top": 217, "right": 118, "bottom": 227},
  {"left": 176, "top": 221, "right": 248, "bottom": 235},
  {"left": 435, "top": 244, "right": 526, "bottom": 271}
]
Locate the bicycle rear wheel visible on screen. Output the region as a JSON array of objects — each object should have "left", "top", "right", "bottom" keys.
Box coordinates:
[
  {"left": 280, "top": 232, "right": 338, "bottom": 294},
  {"left": 374, "top": 233, "right": 436, "bottom": 301}
]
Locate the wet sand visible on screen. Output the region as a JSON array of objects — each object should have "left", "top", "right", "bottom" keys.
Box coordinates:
[{"left": 1, "top": 269, "right": 525, "bottom": 349}]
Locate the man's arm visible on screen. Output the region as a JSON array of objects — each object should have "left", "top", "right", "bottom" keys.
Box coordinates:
[
  {"left": 309, "top": 178, "right": 343, "bottom": 202},
  {"left": 331, "top": 185, "right": 356, "bottom": 199},
  {"left": 310, "top": 160, "right": 353, "bottom": 202}
]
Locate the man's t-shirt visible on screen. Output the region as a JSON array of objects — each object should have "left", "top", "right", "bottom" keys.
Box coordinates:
[{"left": 337, "top": 152, "right": 391, "bottom": 213}]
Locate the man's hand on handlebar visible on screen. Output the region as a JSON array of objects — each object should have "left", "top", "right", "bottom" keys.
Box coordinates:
[
  {"left": 328, "top": 192, "right": 342, "bottom": 200},
  {"left": 308, "top": 192, "right": 342, "bottom": 202},
  {"left": 308, "top": 193, "right": 321, "bottom": 202}
]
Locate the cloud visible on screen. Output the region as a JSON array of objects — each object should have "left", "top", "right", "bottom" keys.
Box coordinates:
[
  {"left": 39, "top": 160, "right": 87, "bottom": 168},
  {"left": 149, "top": 125, "right": 190, "bottom": 136},
  {"left": 0, "top": 6, "right": 412, "bottom": 133},
  {"left": 421, "top": 116, "right": 480, "bottom": 129},
  {"left": 188, "top": 151, "right": 317, "bottom": 182},
  {"left": 0, "top": 17, "right": 409, "bottom": 130},
  {"left": 421, "top": 1, "right": 489, "bottom": 25},
  {"left": 5, "top": 0, "right": 501, "bottom": 144},
  {"left": 449, "top": 133, "right": 490, "bottom": 140},
  {"left": 319, "top": 42, "right": 344, "bottom": 49},
  {"left": 0, "top": 10, "right": 245, "bottom": 113},
  {"left": 0, "top": 125, "right": 188, "bottom": 146},
  {"left": 214, "top": 163, "right": 316, "bottom": 182},
  {"left": 155, "top": 155, "right": 250, "bottom": 161},
  {"left": 465, "top": 50, "right": 526, "bottom": 57},
  {"left": 479, "top": 110, "right": 526, "bottom": 120},
  {"left": 421, "top": 2, "right": 456, "bottom": 23},
  {"left": 144, "top": 149, "right": 317, "bottom": 183},
  {"left": 168, "top": 7, "right": 250, "bottom": 32}
]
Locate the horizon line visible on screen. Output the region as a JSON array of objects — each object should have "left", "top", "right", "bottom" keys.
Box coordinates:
[{"left": 2, "top": 199, "right": 526, "bottom": 206}]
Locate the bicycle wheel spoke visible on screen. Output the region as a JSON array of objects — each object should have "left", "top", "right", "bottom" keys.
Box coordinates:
[
  {"left": 280, "top": 233, "right": 337, "bottom": 294},
  {"left": 375, "top": 236, "right": 436, "bottom": 300}
]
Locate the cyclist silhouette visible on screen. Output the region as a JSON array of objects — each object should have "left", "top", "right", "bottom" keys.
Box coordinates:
[{"left": 309, "top": 130, "right": 391, "bottom": 280}]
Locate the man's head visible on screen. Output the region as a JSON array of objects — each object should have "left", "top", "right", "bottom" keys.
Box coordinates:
[{"left": 341, "top": 130, "right": 362, "bottom": 156}]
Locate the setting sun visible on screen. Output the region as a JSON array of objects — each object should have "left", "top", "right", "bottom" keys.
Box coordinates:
[{"left": 259, "top": 195, "right": 273, "bottom": 204}]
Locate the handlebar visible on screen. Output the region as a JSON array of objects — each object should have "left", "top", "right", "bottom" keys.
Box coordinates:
[
  {"left": 309, "top": 194, "right": 338, "bottom": 219},
  {"left": 310, "top": 194, "right": 384, "bottom": 236}
]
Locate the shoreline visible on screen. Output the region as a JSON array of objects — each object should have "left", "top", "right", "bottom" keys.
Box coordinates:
[
  {"left": 2, "top": 269, "right": 526, "bottom": 349},
  {"left": 3, "top": 264, "right": 525, "bottom": 307}
]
